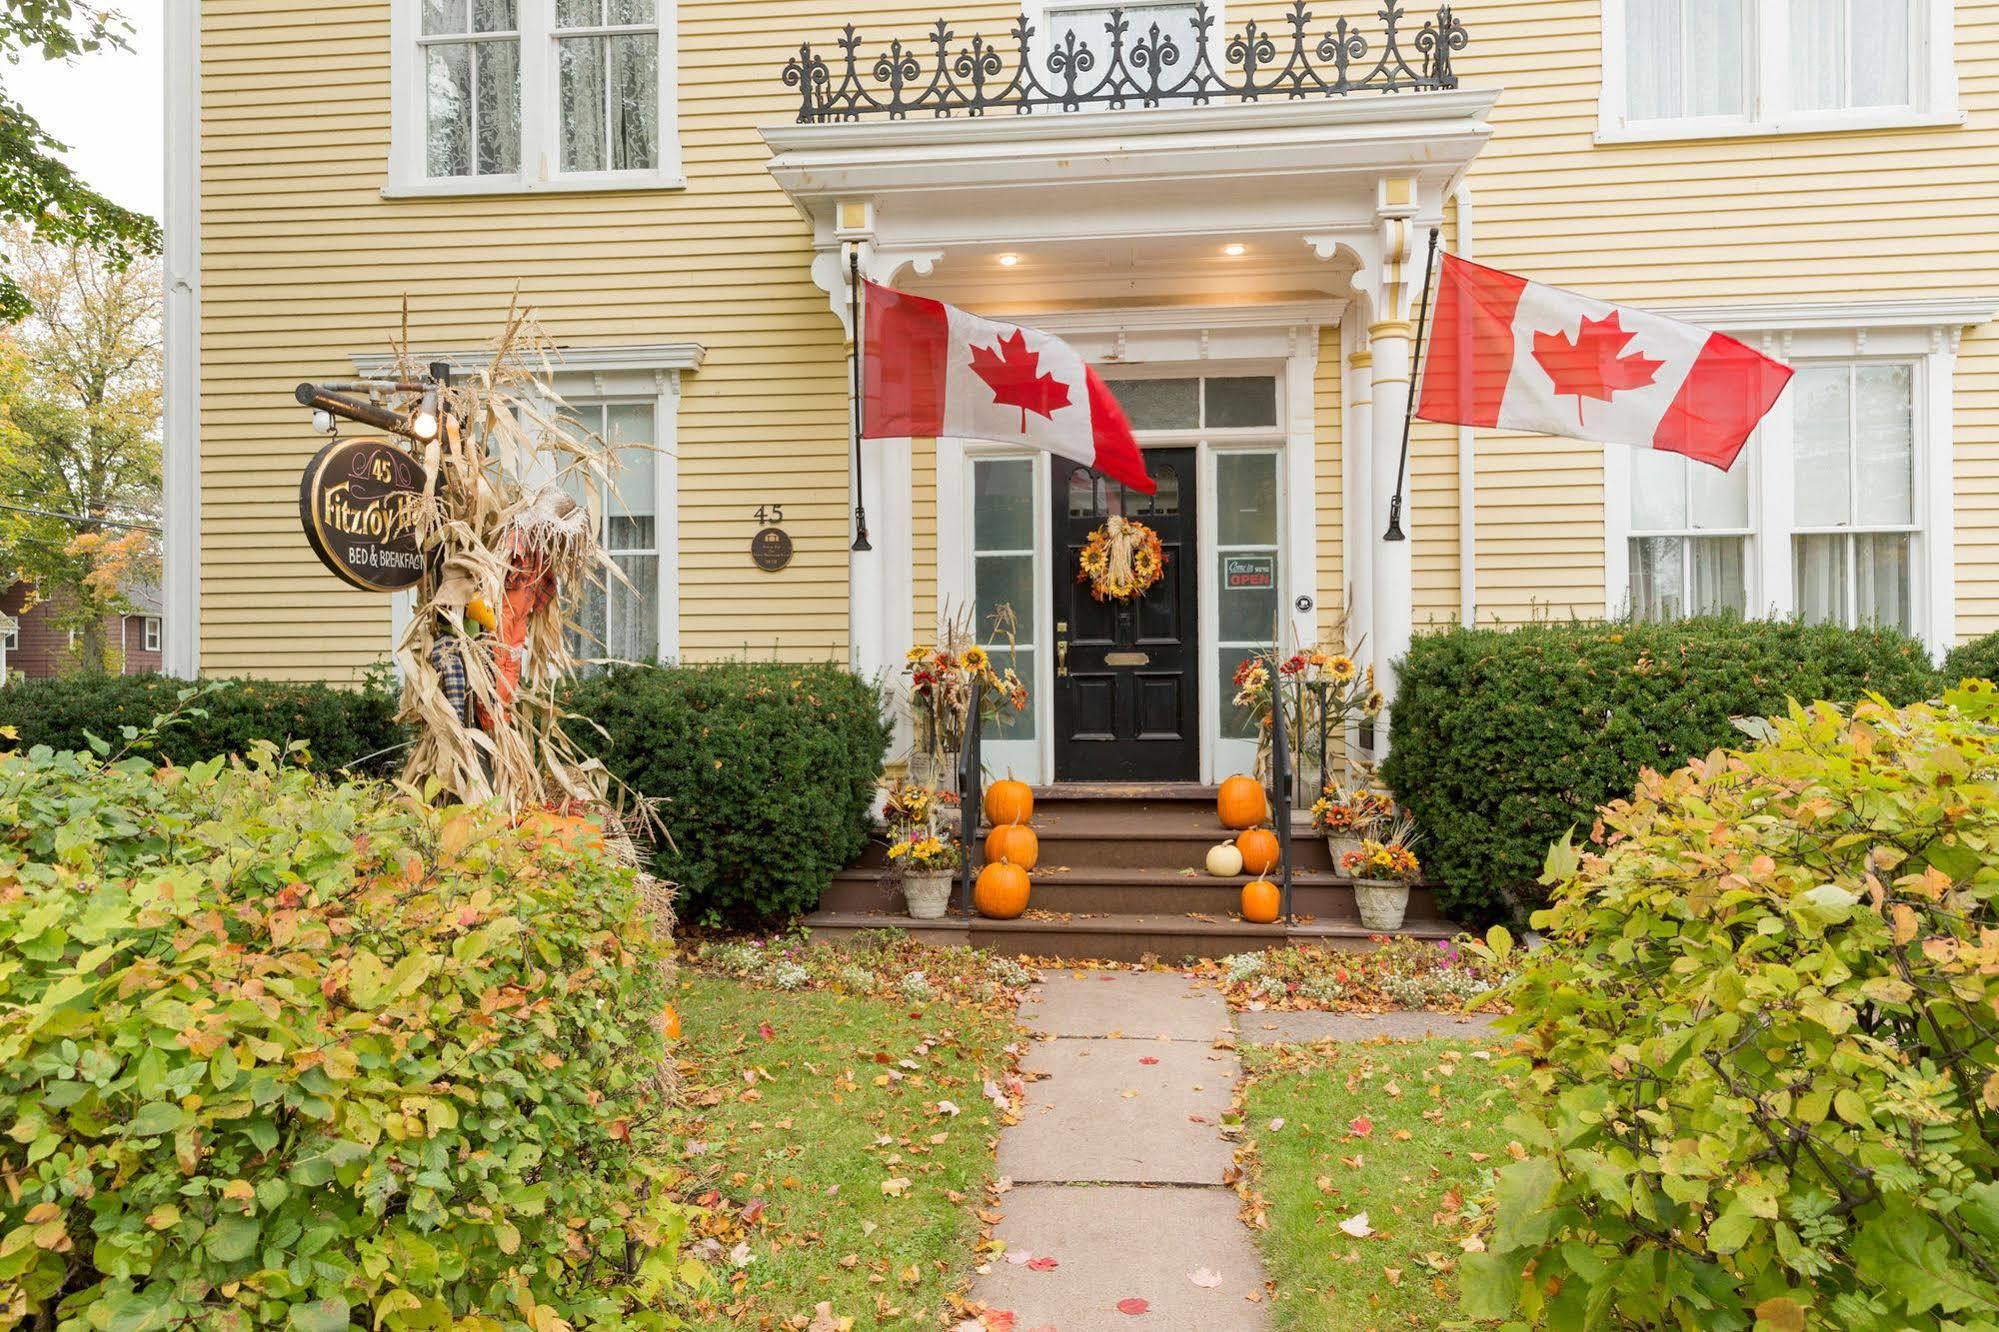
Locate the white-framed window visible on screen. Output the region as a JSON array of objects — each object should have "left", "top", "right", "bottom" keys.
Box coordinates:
[
  {"left": 551, "top": 395, "right": 671, "bottom": 665},
  {"left": 1598, "top": 0, "right": 1958, "bottom": 141},
  {"left": 388, "top": 0, "right": 682, "bottom": 196},
  {"left": 1, "top": 622, "right": 16, "bottom": 652},
  {"left": 1603, "top": 307, "right": 1985, "bottom": 656},
  {"left": 143, "top": 617, "right": 161, "bottom": 653}
]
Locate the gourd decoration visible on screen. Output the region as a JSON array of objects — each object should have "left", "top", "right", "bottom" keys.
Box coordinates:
[
  {"left": 1236, "top": 827, "right": 1280, "bottom": 875},
  {"left": 985, "top": 778, "right": 1035, "bottom": 827},
  {"left": 975, "top": 861, "right": 1032, "bottom": 919},
  {"left": 1217, "top": 774, "right": 1267, "bottom": 830},
  {"left": 985, "top": 823, "right": 1040, "bottom": 871},
  {"left": 1240, "top": 879, "right": 1281, "bottom": 924},
  {"left": 1205, "top": 841, "right": 1245, "bottom": 877}
]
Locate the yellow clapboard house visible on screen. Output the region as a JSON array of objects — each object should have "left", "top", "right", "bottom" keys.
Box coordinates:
[{"left": 165, "top": 0, "right": 1998, "bottom": 788}]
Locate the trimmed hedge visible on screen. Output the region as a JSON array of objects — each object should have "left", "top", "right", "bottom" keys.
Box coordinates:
[
  {"left": 0, "top": 741, "right": 706, "bottom": 1327},
  {"left": 1942, "top": 628, "right": 1999, "bottom": 685},
  {"left": 568, "top": 661, "right": 891, "bottom": 924},
  {"left": 1382, "top": 617, "right": 1940, "bottom": 924},
  {"left": 0, "top": 673, "right": 404, "bottom": 774}
]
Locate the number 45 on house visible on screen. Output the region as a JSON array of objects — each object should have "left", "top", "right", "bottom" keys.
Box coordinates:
[{"left": 754, "top": 504, "right": 785, "bottom": 524}]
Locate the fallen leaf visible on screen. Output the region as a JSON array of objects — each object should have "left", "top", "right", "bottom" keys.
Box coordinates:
[
  {"left": 1187, "top": 1267, "right": 1223, "bottom": 1288},
  {"left": 1116, "top": 1298, "right": 1150, "bottom": 1316},
  {"left": 1347, "top": 1115, "right": 1373, "bottom": 1139},
  {"left": 1004, "top": 1250, "right": 1033, "bottom": 1266},
  {"left": 1139, "top": 1056, "right": 1159, "bottom": 1065},
  {"left": 1267, "top": 1117, "right": 1285, "bottom": 1132},
  {"left": 808, "top": 1302, "right": 853, "bottom": 1332},
  {"left": 1026, "top": 1257, "right": 1059, "bottom": 1272},
  {"left": 937, "top": 1099, "right": 962, "bottom": 1117},
  {"left": 757, "top": 1020, "right": 776, "bottom": 1040},
  {"left": 1339, "top": 1212, "right": 1373, "bottom": 1239},
  {"left": 880, "top": 1178, "right": 911, "bottom": 1197}
]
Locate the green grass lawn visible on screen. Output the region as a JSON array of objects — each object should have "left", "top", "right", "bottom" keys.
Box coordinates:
[
  {"left": 669, "top": 972, "right": 1020, "bottom": 1330},
  {"left": 1241, "top": 1038, "right": 1516, "bottom": 1331}
]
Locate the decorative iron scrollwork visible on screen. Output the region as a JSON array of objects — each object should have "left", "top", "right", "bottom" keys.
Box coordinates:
[{"left": 783, "top": 1, "right": 1467, "bottom": 123}]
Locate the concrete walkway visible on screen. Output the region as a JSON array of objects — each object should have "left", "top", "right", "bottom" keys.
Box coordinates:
[{"left": 972, "top": 972, "right": 1272, "bottom": 1331}]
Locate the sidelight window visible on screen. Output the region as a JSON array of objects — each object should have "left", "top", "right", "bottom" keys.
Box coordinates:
[{"left": 974, "top": 457, "right": 1038, "bottom": 738}]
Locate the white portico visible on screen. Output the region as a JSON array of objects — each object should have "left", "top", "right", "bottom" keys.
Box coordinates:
[{"left": 762, "top": 34, "right": 1497, "bottom": 780}]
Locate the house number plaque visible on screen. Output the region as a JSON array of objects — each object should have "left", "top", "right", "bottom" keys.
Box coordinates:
[{"left": 751, "top": 525, "right": 793, "bottom": 572}]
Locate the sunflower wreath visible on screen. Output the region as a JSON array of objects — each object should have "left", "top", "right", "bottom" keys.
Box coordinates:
[{"left": 1077, "top": 515, "right": 1167, "bottom": 602}]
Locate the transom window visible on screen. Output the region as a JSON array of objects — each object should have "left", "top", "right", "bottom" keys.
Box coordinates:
[
  {"left": 392, "top": 0, "right": 680, "bottom": 194},
  {"left": 1101, "top": 374, "right": 1278, "bottom": 433},
  {"left": 1603, "top": 0, "right": 1950, "bottom": 138}
]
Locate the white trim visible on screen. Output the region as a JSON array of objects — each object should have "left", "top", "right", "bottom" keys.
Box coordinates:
[
  {"left": 351, "top": 342, "right": 705, "bottom": 377},
  {"left": 385, "top": 0, "right": 685, "bottom": 197},
  {"left": 1596, "top": 0, "right": 1960, "bottom": 143},
  {"left": 1451, "top": 178, "right": 1477, "bottom": 626},
  {"left": 163, "top": 0, "right": 201, "bottom": 680}
]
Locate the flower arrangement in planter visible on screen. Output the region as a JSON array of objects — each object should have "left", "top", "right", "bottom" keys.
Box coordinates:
[
  {"left": 1340, "top": 816, "right": 1423, "bottom": 932},
  {"left": 880, "top": 777, "right": 964, "bottom": 919},
  {"left": 1312, "top": 782, "right": 1397, "bottom": 864},
  {"left": 1231, "top": 624, "right": 1384, "bottom": 800}
]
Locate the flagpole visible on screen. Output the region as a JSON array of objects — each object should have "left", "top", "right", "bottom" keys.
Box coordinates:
[
  {"left": 1383, "top": 226, "right": 1440, "bottom": 543},
  {"left": 849, "top": 248, "right": 872, "bottom": 552}
]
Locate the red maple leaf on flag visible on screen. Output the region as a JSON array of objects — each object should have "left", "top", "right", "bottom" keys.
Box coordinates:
[
  {"left": 969, "top": 328, "right": 1072, "bottom": 432},
  {"left": 1531, "top": 312, "right": 1663, "bottom": 424}
]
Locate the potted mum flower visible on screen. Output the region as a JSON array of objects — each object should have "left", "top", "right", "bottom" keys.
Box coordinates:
[
  {"left": 1340, "top": 816, "right": 1422, "bottom": 931},
  {"left": 885, "top": 832, "right": 964, "bottom": 919},
  {"left": 1312, "top": 783, "right": 1396, "bottom": 865}
]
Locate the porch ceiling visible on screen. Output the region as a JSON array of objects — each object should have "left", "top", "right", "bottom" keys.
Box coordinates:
[{"left": 760, "top": 89, "right": 1499, "bottom": 312}]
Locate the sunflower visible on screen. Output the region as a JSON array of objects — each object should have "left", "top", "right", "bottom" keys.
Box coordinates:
[
  {"left": 1326, "top": 654, "right": 1357, "bottom": 683},
  {"left": 906, "top": 645, "right": 931, "bottom": 664},
  {"left": 963, "top": 645, "right": 990, "bottom": 672}
]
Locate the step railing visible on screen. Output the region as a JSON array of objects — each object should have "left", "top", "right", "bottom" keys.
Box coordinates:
[
  {"left": 956, "top": 675, "right": 984, "bottom": 917},
  {"left": 1268, "top": 670, "right": 1295, "bottom": 922}
]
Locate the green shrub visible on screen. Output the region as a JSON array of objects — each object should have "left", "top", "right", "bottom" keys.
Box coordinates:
[
  {"left": 0, "top": 742, "right": 707, "bottom": 1328},
  {"left": 1943, "top": 629, "right": 1999, "bottom": 685},
  {"left": 567, "top": 661, "right": 890, "bottom": 924},
  {"left": 1465, "top": 689, "right": 1999, "bottom": 1330},
  {"left": 1382, "top": 617, "right": 1940, "bottom": 922},
  {"left": 0, "top": 672, "right": 405, "bottom": 773}
]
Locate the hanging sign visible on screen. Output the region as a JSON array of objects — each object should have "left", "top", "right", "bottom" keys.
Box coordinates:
[
  {"left": 298, "top": 437, "right": 429, "bottom": 593},
  {"left": 1224, "top": 554, "right": 1275, "bottom": 591},
  {"left": 751, "top": 525, "right": 794, "bottom": 572}
]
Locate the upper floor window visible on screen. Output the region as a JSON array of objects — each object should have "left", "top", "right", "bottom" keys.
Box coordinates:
[
  {"left": 390, "top": 0, "right": 681, "bottom": 196},
  {"left": 1601, "top": 0, "right": 1956, "bottom": 140}
]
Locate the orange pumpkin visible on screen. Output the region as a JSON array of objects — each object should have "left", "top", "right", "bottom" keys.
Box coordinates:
[
  {"left": 1217, "top": 774, "right": 1267, "bottom": 830},
  {"left": 660, "top": 1004, "right": 682, "bottom": 1041},
  {"left": 1240, "top": 878, "right": 1281, "bottom": 924},
  {"left": 1236, "top": 827, "right": 1281, "bottom": 875},
  {"left": 974, "top": 862, "right": 1032, "bottom": 919},
  {"left": 984, "top": 823, "right": 1040, "bottom": 871},
  {"left": 984, "top": 778, "right": 1034, "bottom": 827}
]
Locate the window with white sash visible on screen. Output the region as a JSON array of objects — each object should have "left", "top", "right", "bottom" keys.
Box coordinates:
[
  {"left": 390, "top": 0, "right": 681, "bottom": 195},
  {"left": 562, "top": 399, "right": 663, "bottom": 663},
  {"left": 1599, "top": 0, "right": 1956, "bottom": 140},
  {"left": 1604, "top": 309, "right": 1980, "bottom": 656}
]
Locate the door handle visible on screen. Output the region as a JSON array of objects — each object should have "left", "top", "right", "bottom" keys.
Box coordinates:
[{"left": 1056, "top": 626, "right": 1070, "bottom": 677}]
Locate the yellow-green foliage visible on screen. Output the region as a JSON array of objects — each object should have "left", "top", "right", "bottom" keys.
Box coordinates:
[
  {"left": 0, "top": 742, "right": 707, "bottom": 1329},
  {"left": 1469, "top": 688, "right": 1999, "bottom": 1330}
]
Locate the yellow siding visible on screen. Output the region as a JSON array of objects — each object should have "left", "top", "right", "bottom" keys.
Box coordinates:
[
  {"left": 1450, "top": 0, "right": 1999, "bottom": 633},
  {"left": 198, "top": 0, "right": 1012, "bottom": 677},
  {"left": 912, "top": 436, "right": 938, "bottom": 638}
]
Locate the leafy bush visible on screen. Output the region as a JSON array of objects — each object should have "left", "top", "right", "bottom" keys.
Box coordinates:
[
  {"left": 1943, "top": 629, "right": 1999, "bottom": 685},
  {"left": 0, "top": 671, "right": 405, "bottom": 773},
  {"left": 1465, "top": 689, "right": 1999, "bottom": 1330},
  {"left": 567, "top": 662, "right": 890, "bottom": 924},
  {"left": 1382, "top": 618, "right": 1940, "bottom": 922},
  {"left": 0, "top": 741, "right": 706, "bottom": 1328}
]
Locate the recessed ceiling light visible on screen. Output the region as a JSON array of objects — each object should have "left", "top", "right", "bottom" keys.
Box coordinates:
[
  {"left": 996, "top": 253, "right": 1021, "bottom": 267},
  {"left": 1222, "top": 243, "right": 1248, "bottom": 257}
]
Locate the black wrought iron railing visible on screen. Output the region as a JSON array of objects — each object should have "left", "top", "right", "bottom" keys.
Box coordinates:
[
  {"left": 783, "top": 1, "right": 1467, "bottom": 122},
  {"left": 1268, "top": 670, "right": 1296, "bottom": 923},
  {"left": 957, "top": 676, "right": 984, "bottom": 917}
]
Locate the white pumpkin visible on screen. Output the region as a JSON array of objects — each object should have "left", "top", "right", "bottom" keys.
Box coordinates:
[{"left": 1205, "top": 842, "right": 1245, "bottom": 877}]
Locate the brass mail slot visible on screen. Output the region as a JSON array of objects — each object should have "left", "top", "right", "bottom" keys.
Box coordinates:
[{"left": 1104, "top": 650, "right": 1150, "bottom": 667}]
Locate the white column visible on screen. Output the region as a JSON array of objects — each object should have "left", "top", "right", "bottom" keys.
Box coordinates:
[
  {"left": 162, "top": 0, "right": 201, "bottom": 679},
  {"left": 1366, "top": 210, "right": 1420, "bottom": 726},
  {"left": 1343, "top": 336, "right": 1374, "bottom": 665}
]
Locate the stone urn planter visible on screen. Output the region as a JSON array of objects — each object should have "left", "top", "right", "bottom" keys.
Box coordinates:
[
  {"left": 902, "top": 871, "right": 955, "bottom": 920},
  {"left": 1352, "top": 878, "right": 1411, "bottom": 932},
  {"left": 1327, "top": 835, "right": 1365, "bottom": 872}
]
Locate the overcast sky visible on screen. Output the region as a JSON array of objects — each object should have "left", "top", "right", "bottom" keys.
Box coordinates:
[{"left": 7, "top": 7, "right": 165, "bottom": 221}]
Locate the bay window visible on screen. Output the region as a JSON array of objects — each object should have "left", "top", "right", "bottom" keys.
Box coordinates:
[
  {"left": 391, "top": 0, "right": 681, "bottom": 194},
  {"left": 1601, "top": 0, "right": 1954, "bottom": 139}
]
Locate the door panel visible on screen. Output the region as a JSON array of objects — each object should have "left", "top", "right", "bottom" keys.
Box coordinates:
[{"left": 1052, "top": 447, "right": 1200, "bottom": 781}]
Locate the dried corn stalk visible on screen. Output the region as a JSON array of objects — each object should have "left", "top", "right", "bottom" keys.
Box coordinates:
[{"left": 376, "top": 304, "right": 645, "bottom": 821}]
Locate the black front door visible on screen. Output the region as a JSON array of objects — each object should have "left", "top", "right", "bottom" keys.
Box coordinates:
[{"left": 1052, "top": 450, "right": 1199, "bottom": 781}]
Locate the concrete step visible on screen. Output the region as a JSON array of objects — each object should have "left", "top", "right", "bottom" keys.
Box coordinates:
[
  {"left": 820, "top": 864, "right": 1438, "bottom": 922},
  {"left": 800, "top": 909, "right": 1457, "bottom": 963}
]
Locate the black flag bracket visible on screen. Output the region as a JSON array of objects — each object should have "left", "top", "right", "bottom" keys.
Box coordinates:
[
  {"left": 848, "top": 248, "right": 873, "bottom": 552},
  {"left": 1384, "top": 226, "right": 1441, "bottom": 543}
]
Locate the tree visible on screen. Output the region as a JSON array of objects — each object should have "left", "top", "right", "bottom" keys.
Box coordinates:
[
  {"left": 0, "top": 224, "right": 162, "bottom": 672},
  {"left": 0, "top": 3, "right": 160, "bottom": 323}
]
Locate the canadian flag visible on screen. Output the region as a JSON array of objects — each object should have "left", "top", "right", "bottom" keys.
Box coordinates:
[
  {"left": 862, "top": 282, "right": 1155, "bottom": 494},
  {"left": 1415, "top": 254, "right": 1793, "bottom": 471}
]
